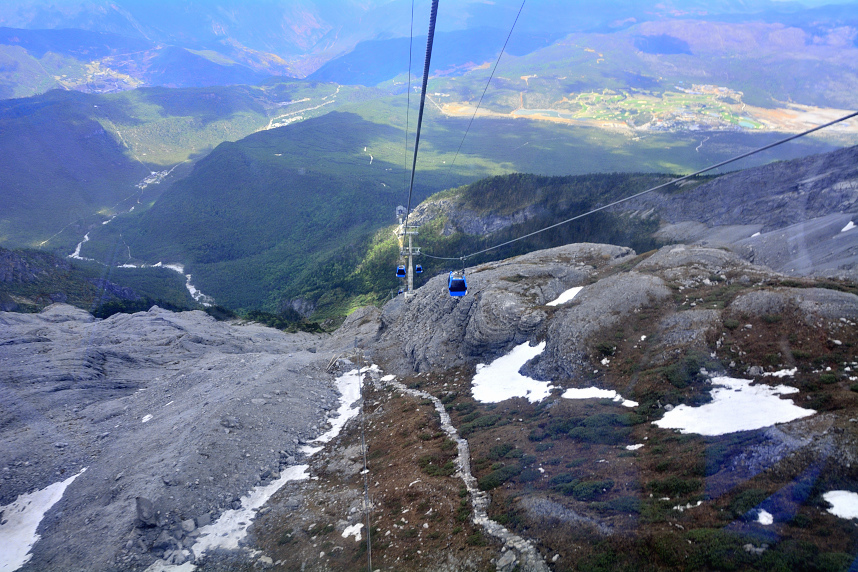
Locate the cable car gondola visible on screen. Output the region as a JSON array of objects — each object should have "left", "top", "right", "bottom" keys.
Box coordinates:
[
  {"left": 448, "top": 271, "right": 467, "bottom": 297},
  {"left": 396, "top": 265, "right": 407, "bottom": 278},
  {"left": 415, "top": 264, "right": 423, "bottom": 274}
]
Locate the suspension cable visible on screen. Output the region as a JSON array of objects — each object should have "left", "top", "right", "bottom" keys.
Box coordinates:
[
  {"left": 403, "top": 0, "right": 440, "bottom": 232},
  {"left": 443, "top": 0, "right": 526, "bottom": 186},
  {"left": 403, "top": 0, "right": 415, "bottom": 193},
  {"left": 422, "top": 110, "right": 858, "bottom": 262}
]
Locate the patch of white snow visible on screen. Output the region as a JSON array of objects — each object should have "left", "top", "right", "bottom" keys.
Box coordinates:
[
  {"left": 547, "top": 286, "right": 583, "bottom": 307},
  {"left": 144, "top": 561, "right": 196, "bottom": 572},
  {"left": 626, "top": 444, "right": 645, "bottom": 451},
  {"left": 68, "top": 233, "right": 93, "bottom": 261},
  {"left": 178, "top": 367, "right": 372, "bottom": 569},
  {"left": 841, "top": 221, "right": 855, "bottom": 233},
  {"left": 342, "top": 523, "right": 364, "bottom": 541},
  {"left": 763, "top": 368, "right": 797, "bottom": 378},
  {"left": 191, "top": 465, "right": 309, "bottom": 557},
  {"left": 757, "top": 509, "right": 773, "bottom": 525},
  {"left": 471, "top": 342, "right": 552, "bottom": 403},
  {"left": 653, "top": 376, "right": 815, "bottom": 436},
  {"left": 674, "top": 500, "right": 703, "bottom": 512},
  {"left": 305, "top": 367, "right": 365, "bottom": 447},
  {"left": 0, "top": 468, "right": 86, "bottom": 572},
  {"left": 561, "top": 387, "right": 638, "bottom": 407},
  {"left": 823, "top": 490, "right": 858, "bottom": 519},
  {"left": 141, "top": 414, "right": 153, "bottom": 423}
]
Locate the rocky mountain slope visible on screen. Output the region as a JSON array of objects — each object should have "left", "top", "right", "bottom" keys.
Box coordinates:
[
  {"left": 626, "top": 145, "right": 858, "bottom": 281},
  {"left": 413, "top": 146, "right": 858, "bottom": 285},
  {"left": 2, "top": 240, "right": 857, "bottom": 571}
]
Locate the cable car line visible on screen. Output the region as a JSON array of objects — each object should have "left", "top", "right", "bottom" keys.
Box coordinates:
[
  {"left": 403, "top": 0, "right": 440, "bottom": 233},
  {"left": 403, "top": 0, "right": 415, "bottom": 192},
  {"left": 421, "top": 109, "right": 858, "bottom": 264},
  {"left": 443, "top": 0, "right": 526, "bottom": 187}
]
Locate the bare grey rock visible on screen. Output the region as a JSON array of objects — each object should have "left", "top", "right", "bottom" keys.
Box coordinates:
[
  {"left": 180, "top": 518, "right": 196, "bottom": 533},
  {"left": 728, "top": 287, "right": 858, "bottom": 325},
  {"left": 616, "top": 146, "right": 858, "bottom": 280},
  {"left": 517, "top": 496, "right": 610, "bottom": 534},
  {"left": 136, "top": 497, "right": 158, "bottom": 527},
  {"left": 531, "top": 271, "right": 672, "bottom": 380},
  {"left": 635, "top": 244, "right": 760, "bottom": 276},
  {"left": 375, "top": 243, "right": 634, "bottom": 374},
  {"left": 0, "top": 303, "right": 336, "bottom": 571},
  {"left": 732, "top": 213, "right": 858, "bottom": 280},
  {"left": 648, "top": 309, "right": 723, "bottom": 366},
  {"left": 496, "top": 550, "right": 517, "bottom": 572},
  {"left": 617, "top": 145, "right": 858, "bottom": 231}
]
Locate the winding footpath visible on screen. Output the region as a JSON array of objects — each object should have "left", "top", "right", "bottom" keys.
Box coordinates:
[{"left": 379, "top": 374, "right": 550, "bottom": 572}]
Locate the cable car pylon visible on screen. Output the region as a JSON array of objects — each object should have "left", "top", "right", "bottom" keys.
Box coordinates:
[{"left": 396, "top": 206, "right": 421, "bottom": 299}]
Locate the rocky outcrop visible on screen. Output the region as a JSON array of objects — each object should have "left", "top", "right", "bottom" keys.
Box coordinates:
[
  {"left": 374, "top": 243, "right": 635, "bottom": 374},
  {"left": 406, "top": 196, "right": 546, "bottom": 237},
  {"left": 0, "top": 248, "right": 70, "bottom": 284},
  {"left": 728, "top": 287, "right": 858, "bottom": 326},
  {"left": 529, "top": 271, "right": 672, "bottom": 380}
]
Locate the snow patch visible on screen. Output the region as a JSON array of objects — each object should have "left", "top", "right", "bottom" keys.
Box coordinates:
[
  {"left": 145, "top": 561, "right": 195, "bottom": 572},
  {"left": 757, "top": 509, "right": 773, "bottom": 525},
  {"left": 166, "top": 367, "right": 369, "bottom": 570},
  {"left": 342, "top": 523, "right": 364, "bottom": 542},
  {"left": 547, "top": 286, "right": 583, "bottom": 306},
  {"left": 763, "top": 368, "right": 797, "bottom": 378},
  {"left": 0, "top": 468, "right": 86, "bottom": 572},
  {"left": 842, "top": 221, "right": 856, "bottom": 233},
  {"left": 626, "top": 444, "right": 645, "bottom": 451},
  {"left": 823, "top": 490, "right": 858, "bottom": 519},
  {"left": 471, "top": 342, "right": 552, "bottom": 403},
  {"left": 141, "top": 414, "right": 153, "bottom": 423},
  {"left": 674, "top": 500, "right": 703, "bottom": 512},
  {"left": 653, "top": 376, "right": 815, "bottom": 436},
  {"left": 191, "top": 464, "right": 309, "bottom": 556},
  {"left": 68, "top": 233, "right": 93, "bottom": 261},
  {"left": 561, "top": 387, "right": 638, "bottom": 408},
  {"left": 303, "top": 367, "right": 366, "bottom": 448}
]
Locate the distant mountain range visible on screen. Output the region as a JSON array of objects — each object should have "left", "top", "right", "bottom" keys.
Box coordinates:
[{"left": 1, "top": 0, "right": 856, "bottom": 99}]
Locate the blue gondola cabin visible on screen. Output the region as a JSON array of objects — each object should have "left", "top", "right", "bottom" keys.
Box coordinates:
[{"left": 448, "top": 271, "right": 467, "bottom": 297}]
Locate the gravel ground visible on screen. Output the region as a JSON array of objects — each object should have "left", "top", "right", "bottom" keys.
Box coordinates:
[{"left": 0, "top": 305, "right": 338, "bottom": 571}]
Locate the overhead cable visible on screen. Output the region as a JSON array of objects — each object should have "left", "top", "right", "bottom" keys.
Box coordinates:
[
  {"left": 403, "top": 0, "right": 415, "bottom": 191},
  {"left": 443, "top": 0, "right": 526, "bottom": 186},
  {"left": 403, "top": 0, "right": 440, "bottom": 232}
]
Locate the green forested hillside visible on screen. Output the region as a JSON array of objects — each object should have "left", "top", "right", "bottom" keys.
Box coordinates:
[
  {"left": 0, "top": 246, "right": 195, "bottom": 313},
  {"left": 77, "top": 95, "right": 842, "bottom": 318},
  {"left": 0, "top": 80, "right": 371, "bottom": 252},
  {"left": 0, "top": 90, "right": 152, "bottom": 250},
  {"left": 90, "top": 111, "right": 455, "bottom": 312}
]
